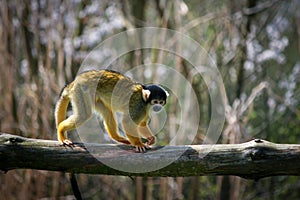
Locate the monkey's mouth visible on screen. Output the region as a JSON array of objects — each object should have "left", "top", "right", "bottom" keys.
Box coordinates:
[{"left": 152, "top": 105, "right": 163, "bottom": 112}]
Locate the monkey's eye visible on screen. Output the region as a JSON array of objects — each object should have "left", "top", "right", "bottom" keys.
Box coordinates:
[
  {"left": 159, "top": 100, "right": 165, "bottom": 105},
  {"left": 151, "top": 99, "right": 165, "bottom": 105},
  {"left": 151, "top": 100, "right": 158, "bottom": 105}
]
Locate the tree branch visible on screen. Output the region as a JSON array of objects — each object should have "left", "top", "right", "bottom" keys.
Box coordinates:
[{"left": 1, "top": 133, "right": 300, "bottom": 180}]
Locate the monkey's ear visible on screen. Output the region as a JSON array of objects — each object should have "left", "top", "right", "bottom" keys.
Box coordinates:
[
  {"left": 142, "top": 89, "right": 151, "bottom": 102},
  {"left": 165, "top": 90, "right": 170, "bottom": 97}
]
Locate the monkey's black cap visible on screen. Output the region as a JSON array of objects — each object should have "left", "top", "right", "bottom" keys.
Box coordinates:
[{"left": 143, "top": 84, "right": 169, "bottom": 101}]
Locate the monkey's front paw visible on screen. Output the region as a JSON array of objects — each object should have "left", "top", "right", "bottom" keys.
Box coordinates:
[
  {"left": 135, "top": 144, "right": 150, "bottom": 153},
  {"left": 146, "top": 136, "right": 155, "bottom": 145}
]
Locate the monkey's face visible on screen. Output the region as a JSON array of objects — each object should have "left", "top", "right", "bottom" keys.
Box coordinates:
[{"left": 142, "top": 84, "right": 169, "bottom": 112}]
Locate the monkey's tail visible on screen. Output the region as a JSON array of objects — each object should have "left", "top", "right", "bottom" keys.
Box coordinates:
[{"left": 55, "top": 87, "right": 70, "bottom": 127}]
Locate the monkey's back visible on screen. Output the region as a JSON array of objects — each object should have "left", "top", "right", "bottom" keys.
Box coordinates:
[{"left": 76, "top": 70, "right": 144, "bottom": 112}]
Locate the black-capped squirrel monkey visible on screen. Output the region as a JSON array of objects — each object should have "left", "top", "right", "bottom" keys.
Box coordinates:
[{"left": 55, "top": 70, "right": 169, "bottom": 152}]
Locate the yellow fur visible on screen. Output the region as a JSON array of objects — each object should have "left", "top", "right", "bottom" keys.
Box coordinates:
[{"left": 54, "top": 70, "right": 164, "bottom": 152}]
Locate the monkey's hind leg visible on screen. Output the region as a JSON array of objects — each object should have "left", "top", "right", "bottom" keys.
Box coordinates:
[
  {"left": 57, "top": 87, "right": 93, "bottom": 145},
  {"left": 95, "top": 100, "right": 130, "bottom": 145},
  {"left": 57, "top": 115, "right": 78, "bottom": 145},
  {"left": 55, "top": 94, "right": 73, "bottom": 145}
]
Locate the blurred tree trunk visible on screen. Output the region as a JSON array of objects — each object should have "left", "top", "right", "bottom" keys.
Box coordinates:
[
  {"left": 0, "top": 0, "right": 15, "bottom": 134},
  {"left": 160, "top": 178, "right": 168, "bottom": 200},
  {"left": 146, "top": 177, "right": 153, "bottom": 200},
  {"left": 130, "top": 0, "right": 146, "bottom": 28},
  {"left": 20, "top": 0, "right": 38, "bottom": 78},
  {"left": 219, "top": 1, "right": 257, "bottom": 200},
  {"left": 136, "top": 177, "right": 143, "bottom": 200}
]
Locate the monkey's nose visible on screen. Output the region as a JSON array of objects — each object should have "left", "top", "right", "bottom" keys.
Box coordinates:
[{"left": 152, "top": 105, "right": 163, "bottom": 112}]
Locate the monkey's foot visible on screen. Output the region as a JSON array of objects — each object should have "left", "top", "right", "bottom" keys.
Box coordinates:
[
  {"left": 135, "top": 144, "right": 151, "bottom": 153},
  {"left": 60, "top": 139, "right": 73, "bottom": 146}
]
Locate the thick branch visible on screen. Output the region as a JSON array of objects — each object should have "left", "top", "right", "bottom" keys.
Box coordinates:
[{"left": 1, "top": 133, "right": 300, "bottom": 180}]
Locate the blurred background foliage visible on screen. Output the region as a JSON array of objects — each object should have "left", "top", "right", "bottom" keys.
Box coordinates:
[{"left": 0, "top": 0, "right": 300, "bottom": 199}]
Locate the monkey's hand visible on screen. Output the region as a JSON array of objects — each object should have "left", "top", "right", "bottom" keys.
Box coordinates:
[
  {"left": 134, "top": 136, "right": 155, "bottom": 152},
  {"left": 146, "top": 136, "right": 155, "bottom": 145},
  {"left": 135, "top": 144, "right": 150, "bottom": 153}
]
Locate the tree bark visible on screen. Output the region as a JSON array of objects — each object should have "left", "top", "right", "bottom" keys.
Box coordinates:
[{"left": 1, "top": 133, "right": 300, "bottom": 180}]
